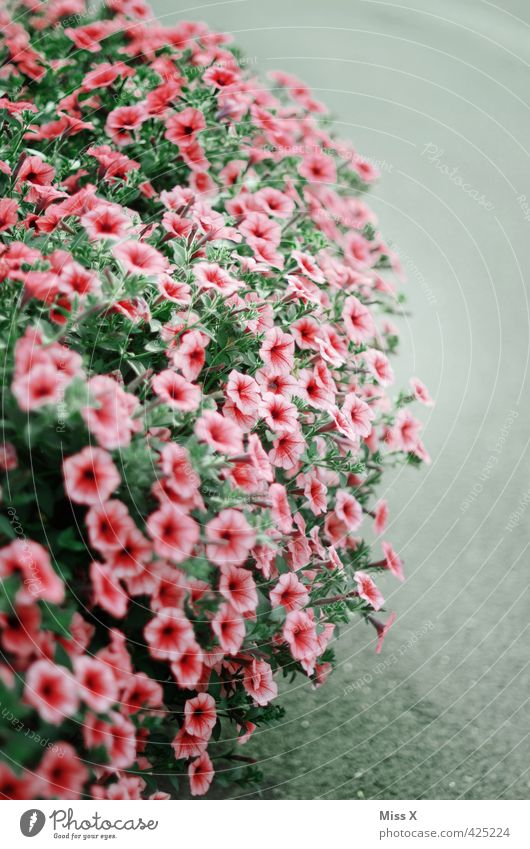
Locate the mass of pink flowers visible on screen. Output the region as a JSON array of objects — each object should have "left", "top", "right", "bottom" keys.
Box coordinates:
[{"left": 0, "top": 0, "right": 432, "bottom": 800}]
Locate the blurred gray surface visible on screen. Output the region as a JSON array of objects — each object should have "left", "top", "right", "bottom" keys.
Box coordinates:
[{"left": 151, "top": 0, "right": 530, "bottom": 798}]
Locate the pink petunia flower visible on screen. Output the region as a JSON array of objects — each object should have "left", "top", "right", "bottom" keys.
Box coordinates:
[
  {"left": 165, "top": 107, "right": 206, "bottom": 147},
  {"left": 39, "top": 743, "right": 88, "bottom": 800},
  {"left": 354, "top": 570, "right": 384, "bottom": 610},
  {"left": 195, "top": 410, "right": 243, "bottom": 455},
  {"left": 113, "top": 240, "right": 168, "bottom": 276},
  {"left": 193, "top": 261, "right": 240, "bottom": 296},
  {"left": 184, "top": 693, "right": 217, "bottom": 739},
  {"left": 283, "top": 610, "right": 319, "bottom": 666},
  {"left": 382, "top": 541, "right": 405, "bottom": 582},
  {"left": 85, "top": 499, "right": 134, "bottom": 553},
  {"left": 144, "top": 607, "right": 195, "bottom": 661},
  {"left": 410, "top": 376, "right": 434, "bottom": 406},
  {"left": 212, "top": 603, "right": 245, "bottom": 654},
  {"left": 261, "top": 392, "right": 299, "bottom": 434},
  {"left": 219, "top": 564, "right": 258, "bottom": 613},
  {"left": 147, "top": 503, "right": 199, "bottom": 563},
  {"left": 0, "top": 538, "right": 64, "bottom": 604},
  {"left": 341, "top": 393, "right": 375, "bottom": 438},
  {"left": 170, "top": 642, "right": 203, "bottom": 690},
  {"left": 269, "top": 482, "right": 293, "bottom": 533},
  {"left": 74, "top": 656, "right": 118, "bottom": 713},
  {"left": 25, "top": 660, "right": 79, "bottom": 725},
  {"left": 172, "top": 330, "right": 209, "bottom": 381},
  {"left": 270, "top": 572, "right": 309, "bottom": 612},
  {"left": 90, "top": 561, "right": 128, "bottom": 618},
  {"left": 373, "top": 499, "right": 388, "bottom": 535},
  {"left": 63, "top": 447, "right": 121, "bottom": 506},
  {"left": 152, "top": 369, "right": 201, "bottom": 411},
  {"left": 342, "top": 295, "right": 376, "bottom": 343},
  {"left": 259, "top": 327, "right": 295, "bottom": 375},
  {"left": 188, "top": 751, "right": 214, "bottom": 796},
  {"left": 242, "top": 658, "right": 278, "bottom": 706},
  {"left": 225, "top": 370, "right": 260, "bottom": 415},
  {"left": 206, "top": 509, "right": 256, "bottom": 567},
  {"left": 334, "top": 489, "right": 363, "bottom": 531}
]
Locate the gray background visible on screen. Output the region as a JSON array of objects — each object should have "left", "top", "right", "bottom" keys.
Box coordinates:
[{"left": 151, "top": 0, "right": 530, "bottom": 799}]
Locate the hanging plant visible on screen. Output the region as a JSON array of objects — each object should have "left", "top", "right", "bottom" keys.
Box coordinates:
[{"left": 0, "top": 0, "right": 432, "bottom": 799}]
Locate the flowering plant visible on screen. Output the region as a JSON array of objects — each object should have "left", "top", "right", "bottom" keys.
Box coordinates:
[{"left": 0, "top": 0, "right": 432, "bottom": 800}]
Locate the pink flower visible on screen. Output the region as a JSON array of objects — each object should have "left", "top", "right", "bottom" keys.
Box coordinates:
[
  {"left": 342, "top": 295, "right": 376, "bottom": 343},
  {"left": 25, "top": 660, "right": 78, "bottom": 725},
  {"left": 90, "top": 561, "right": 128, "bottom": 618},
  {"left": 74, "top": 656, "right": 118, "bottom": 713},
  {"left": 147, "top": 503, "right": 199, "bottom": 563},
  {"left": 0, "top": 198, "right": 18, "bottom": 231},
  {"left": 172, "top": 330, "right": 208, "bottom": 381},
  {"left": 193, "top": 261, "right": 240, "bottom": 296},
  {"left": 212, "top": 603, "right": 245, "bottom": 654},
  {"left": 184, "top": 693, "right": 217, "bottom": 739},
  {"left": 0, "top": 763, "right": 39, "bottom": 800},
  {"left": 83, "top": 711, "right": 136, "bottom": 769},
  {"left": 270, "top": 572, "right": 309, "bottom": 611},
  {"left": 122, "top": 673, "right": 163, "bottom": 714},
  {"left": 292, "top": 250, "right": 325, "bottom": 283},
  {"left": 172, "top": 727, "right": 208, "bottom": 761},
  {"left": 188, "top": 751, "right": 214, "bottom": 796},
  {"left": 374, "top": 499, "right": 388, "bottom": 535},
  {"left": 63, "top": 447, "right": 121, "bottom": 505},
  {"left": 113, "top": 240, "right": 168, "bottom": 276},
  {"left": 16, "top": 155, "right": 55, "bottom": 188},
  {"left": 144, "top": 607, "right": 195, "bottom": 661},
  {"left": 195, "top": 410, "right": 243, "bottom": 455},
  {"left": 335, "top": 490, "right": 363, "bottom": 531},
  {"left": 372, "top": 612, "right": 397, "bottom": 654},
  {"left": 242, "top": 658, "right": 278, "bottom": 706},
  {"left": 283, "top": 610, "right": 319, "bottom": 665},
  {"left": 354, "top": 570, "right": 384, "bottom": 610},
  {"left": 59, "top": 262, "right": 101, "bottom": 298},
  {"left": 11, "top": 363, "right": 64, "bottom": 411},
  {"left": 165, "top": 107, "right": 206, "bottom": 146},
  {"left": 299, "top": 150, "right": 336, "bottom": 184},
  {"left": 152, "top": 370, "right": 201, "bottom": 411},
  {"left": 226, "top": 370, "right": 260, "bottom": 414},
  {"left": 206, "top": 509, "right": 256, "bottom": 567},
  {"left": 393, "top": 409, "right": 423, "bottom": 452},
  {"left": 85, "top": 499, "right": 133, "bottom": 552},
  {"left": 261, "top": 392, "right": 299, "bottom": 434},
  {"left": 105, "top": 103, "right": 147, "bottom": 146},
  {"left": 157, "top": 274, "right": 192, "bottom": 303},
  {"left": 291, "top": 315, "right": 321, "bottom": 350},
  {"left": 81, "top": 62, "right": 134, "bottom": 92},
  {"left": 365, "top": 348, "right": 394, "bottom": 386},
  {"left": 240, "top": 212, "right": 281, "bottom": 247},
  {"left": 259, "top": 327, "right": 295, "bottom": 375},
  {"left": 382, "top": 541, "right": 405, "bottom": 582},
  {"left": 269, "top": 483, "right": 293, "bottom": 533},
  {"left": 39, "top": 743, "right": 88, "bottom": 800},
  {"left": 81, "top": 203, "right": 131, "bottom": 241},
  {"left": 410, "top": 377, "right": 434, "bottom": 406},
  {"left": 82, "top": 375, "right": 139, "bottom": 449},
  {"left": 0, "top": 539, "right": 64, "bottom": 603},
  {"left": 170, "top": 642, "right": 203, "bottom": 690},
  {"left": 269, "top": 428, "right": 306, "bottom": 470},
  {"left": 160, "top": 443, "right": 200, "bottom": 498},
  {"left": 253, "top": 187, "right": 294, "bottom": 218},
  {"left": 341, "top": 393, "right": 374, "bottom": 438},
  {"left": 302, "top": 473, "right": 328, "bottom": 515},
  {"left": 219, "top": 564, "right": 258, "bottom": 613}
]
